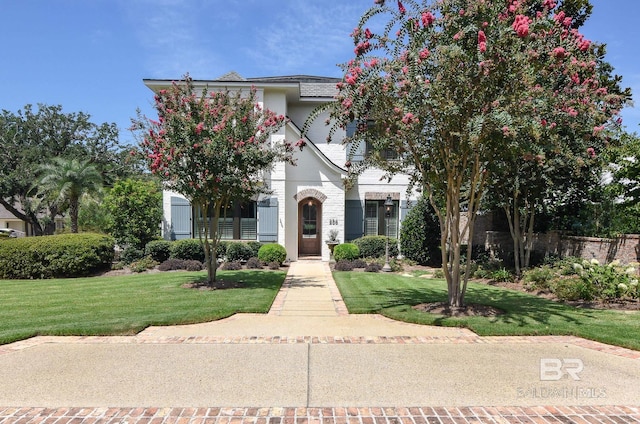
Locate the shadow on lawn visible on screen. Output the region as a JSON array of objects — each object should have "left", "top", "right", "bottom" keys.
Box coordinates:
[
  {"left": 189, "top": 270, "right": 285, "bottom": 290},
  {"left": 367, "top": 282, "right": 598, "bottom": 328}
]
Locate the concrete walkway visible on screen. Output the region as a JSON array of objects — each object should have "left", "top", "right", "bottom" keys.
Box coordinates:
[{"left": 0, "top": 260, "right": 639, "bottom": 423}]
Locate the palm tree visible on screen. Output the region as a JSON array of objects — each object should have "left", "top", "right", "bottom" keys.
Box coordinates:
[{"left": 37, "top": 158, "right": 103, "bottom": 233}]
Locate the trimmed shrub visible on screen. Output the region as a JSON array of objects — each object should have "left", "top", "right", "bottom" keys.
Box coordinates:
[
  {"left": 0, "top": 233, "right": 115, "bottom": 279},
  {"left": 215, "top": 240, "right": 229, "bottom": 259},
  {"left": 399, "top": 196, "right": 441, "bottom": 265},
  {"left": 246, "top": 241, "right": 263, "bottom": 258},
  {"left": 120, "top": 246, "right": 144, "bottom": 265},
  {"left": 258, "top": 243, "right": 287, "bottom": 265},
  {"left": 170, "top": 239, "right": 205, "bottom": 262},
  {"left": 246, "top": 257, "right": 262, "bottom": 269},
  {"left": 158, "top": 258, "right": 203, "bottom": 271},
  {"left": 221, "top": 261, "right": 243, "bottom": 270},
  {"left": 353, "top": 236, "right": 398, "bottom": 259},
  {"left": 268, "top": 261, "right": 281, "bottom": 270},
  {"left": 226, "top": 242, "right": 254, "bottom": 262},
  {"left": 333, "top": 243, "right": 360, "bottom": 262},
  {"left": 365, "top": 262, "right": 382, "bottom": 272},
  {"left": 334, "top": 260, "right": 355, "bottom": 271},
  {"left": 144, "top": 240, "right": 172, "bottom": 262},
  {"left": 352, "top": 259, "right": 368, "bottom": 269}
]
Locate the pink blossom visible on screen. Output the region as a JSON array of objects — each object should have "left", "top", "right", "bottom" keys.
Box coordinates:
[
  {"left": 342, "top": 98, "right": 353, "bottom": 108},
  {"left": 478, "top": 30, "right": 487, "bottom": 43},
  {"left": 567, "top": 108, "right": 578, "bottom": 117},
  {"left": 419, "top": 48, "right": 430, "bottom": 59},
  {"left": 502, "top": 126, "right": 510, "bottom": 136},
  {"left": 459, "top": 9, "right": 465, "bottom": 16},
  {"left": 355, "top": 41, "right": 371, "bottom": 56},
  {"left": 453, "top": 32, "right": 461, "bottom": 40},
  {"left": 541, "top": 119, "right": 547, "bottom": 127},
  {"left": 552, "top": 47, "right": 567, "bottom": 59},
  {"left": 587, "top": 147, "right": 596, "bottom": 158},
  {"left": 421, "top": 11, "right": 435, "bottom": 26},
  {"left": 365, "top": 28, "right": 373, "bottom": 39},
  {"left": 479, "top": 41, "right": 487, "bottom": 52},
  {"left": 512, "top": 15, "right": 530, "bottom": 37},
  {"left": 543, "top": 0, "right": 557, "bottom": 9},
  {"left": 402, "top": 113, "right": 416, "bottom": 124},
  {"left": 397, "top": 0, "right": 406, "bottom": 14},
  {"left": 195, "top": 122, "right": 204, "bottom": 135},
  {"left": 593, "top": 125, "right": 605, "bottom": 135}
]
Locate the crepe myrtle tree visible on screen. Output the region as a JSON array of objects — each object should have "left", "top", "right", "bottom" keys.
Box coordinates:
[
  {"left": 132, "top": 75, "right": 296, "bottom": 284},
  {"left": 302, "top": 0, "right": 626, "bottom": 308}
]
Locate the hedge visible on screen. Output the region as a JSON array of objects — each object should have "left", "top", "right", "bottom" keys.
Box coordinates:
[
  {"left": 352, "top": 235, "right": 399, "bottom": 259},
  {"left": 0, "top": 233, "right": 115, "bottom": 279},
  {"left": 258, "top": 243, "right": 287, "bottom": 265},
  {"left": 333, "top": 243, "right": 360, "bottom": 262}
]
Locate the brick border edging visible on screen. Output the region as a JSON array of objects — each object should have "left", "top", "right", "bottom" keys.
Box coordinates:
[{"left": 1, "top": 405, "right": 639, "bottom": 423}]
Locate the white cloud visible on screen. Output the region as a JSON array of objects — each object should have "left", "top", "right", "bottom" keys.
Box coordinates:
[{"left": 245, "top": 2, "right": 364, "bottom": 77}]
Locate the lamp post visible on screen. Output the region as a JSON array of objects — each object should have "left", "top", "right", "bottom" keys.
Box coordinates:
[{"left": 382, "top": 195, "right": 393, "bottom": 272}]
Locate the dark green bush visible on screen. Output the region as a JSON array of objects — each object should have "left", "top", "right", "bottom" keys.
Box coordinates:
[
  {"left": 170, "top": 239, "right": 205, "bottom": 262},
  {"left": 0, "top": 233, "right": 115, "bottom": 279},
  {"left": 144, "top": 240, "right": 172, "bottom": 262},
  {"left": 352, "top": 259, "right": 367, "bottom": 269},
  {"left": 226, "top": 242, "right": 254, "bottom": 262},
  {"left": 121, "top": 246, "right": 145, "bottom": 265},
  {"left": 215, "top": 240, "right": 229, "bottom": 259},
  {"left": 399, "top": 196, "right": 440, "bottom": 265},
  {"left": 258, "top": 243, "right": 287, "bottom": 265},
  {"left": 246, "top": 241, "right": 263, "bottom": 258},
  {"left": 333, "top": 243, "right": 360, "bottom": 262},
  {"left": 353, "top": 236, "right": 398, "bottom": 259}
]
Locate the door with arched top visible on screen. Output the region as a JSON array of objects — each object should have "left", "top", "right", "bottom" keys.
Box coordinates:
[{"left": 298, "top": 198, "right": 322, "bottom": 256}]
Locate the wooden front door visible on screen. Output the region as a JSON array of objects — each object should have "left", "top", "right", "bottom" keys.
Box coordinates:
[{"left": 298, "top": 198, "right": 321, "bottom": 256}]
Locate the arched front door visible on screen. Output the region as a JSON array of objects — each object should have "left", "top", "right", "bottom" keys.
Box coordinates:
[{"left": 298, "top": 197, "right": 322, "bottom": 256}]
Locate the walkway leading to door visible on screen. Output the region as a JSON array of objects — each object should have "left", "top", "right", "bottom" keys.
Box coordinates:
[{"left": 268, "top": 260, "right": 347, "bottom": 316}]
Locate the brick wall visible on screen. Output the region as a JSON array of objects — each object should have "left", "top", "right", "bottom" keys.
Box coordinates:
[{"left": 477, "top": 230, "right": 640, "bottom": 265}]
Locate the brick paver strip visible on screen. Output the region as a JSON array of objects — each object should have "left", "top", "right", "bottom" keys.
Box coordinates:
[{"left": 0, "top": 406, "right": 638, "bottom": 423}]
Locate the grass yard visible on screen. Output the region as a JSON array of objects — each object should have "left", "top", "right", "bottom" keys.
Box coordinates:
[
  {"left": 0, "top": 270, "right": 285, "bottom": 345},
  {"left": 333, "top": 271, "right": 640, "bottom": 351}
]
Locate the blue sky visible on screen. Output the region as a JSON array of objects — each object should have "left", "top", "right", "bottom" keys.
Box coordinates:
[{"left": 1, "top": 0, "right": 638, "bottom": 145}]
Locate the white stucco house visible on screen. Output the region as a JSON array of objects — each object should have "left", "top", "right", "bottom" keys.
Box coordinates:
[{"left": 144, "top": 72, "right": 417, "bottom": 262}]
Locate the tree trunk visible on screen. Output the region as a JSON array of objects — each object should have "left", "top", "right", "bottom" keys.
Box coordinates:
[{"left": 70, "top": 195, "right": 79, "bottom": 233}]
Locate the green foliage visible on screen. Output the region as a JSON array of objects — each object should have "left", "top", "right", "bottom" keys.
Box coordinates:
[
  {"left": 37, "top": 157, "right": 104, "bottom": 234},
  {"left": 365, "top": 263, "right": 382, "bottom": 273},
  {"left": 0, "top": 233, "right": 114, "bottom": 279},
  {"left": 120, "top": 246, "right": 144, "bottom": 265},
  {"left": 170, "top": 239, "right": 205, "bottom": 262},
  {"left": 352, "top": 236, "right": 398, "bottom": 259},
  {"left": 0, "top": 104, "right": 133, "bottom": 236},
  {"left": 257, "top": 243, "right": 287, "bottom": 265},
  {"left": 522, "top": 265, "right": 556, "bottom": 291},
  {"left": 490, "top": 268, "right": 513, "bottom": 283},
  {"left": 552, "top": 277, "right": 594, "bottom": 301},
  {"left": 246, "top": 241, "right": 263, "bottom": 258},
  {"left": 144, "top": 240, "right": 172, "bottom": 263},
  {"left": 225, "top": 242, "right": 254, "bottom": 262},
  {"left": 399, "top": 196, "right": 440, "bottom": 265},
  {"left": 104, "top": 178, "right": 163, "bottom": 250},
  {"left": 333, "top": 243, "right": 360, "bottom": 262},
  {"left": 129, "top": 256, "right": 159, "bottom": 273}
]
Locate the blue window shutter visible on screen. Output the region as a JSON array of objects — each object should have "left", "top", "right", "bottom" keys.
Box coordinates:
[
  {"left": 170, "top": 196, "right": 192, "bottom": 240},
  {"left": 258, "top": 197, "right": 278, "bottom": 242},
  {"left": 345, "top": 199, "right": 364, "bottom": 241},
  {"left": 400, "top": 200, "right": 411, "bottom": 222}
]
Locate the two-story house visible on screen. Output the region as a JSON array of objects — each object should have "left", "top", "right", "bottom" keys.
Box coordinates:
[{"left": 144, "top": 72, "right": 417, "bottom": 261}]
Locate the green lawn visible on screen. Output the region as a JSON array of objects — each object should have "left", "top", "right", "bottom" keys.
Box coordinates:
[
  {"left": 0, "top": 270, "right": 285, "bottom": 345},
  {"left": 333, "top": 271, "right": 640, "bottom": 351}
]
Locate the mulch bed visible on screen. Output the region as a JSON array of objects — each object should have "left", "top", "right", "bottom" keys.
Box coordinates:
[
  {"left": 182, "top": 280, "right": 245, "bottom": 290},
  {"left": 413, "top": 302, "right": 504, "bottom": 317}
]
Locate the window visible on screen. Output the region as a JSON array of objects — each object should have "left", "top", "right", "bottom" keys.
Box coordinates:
[
  {"left": 301, "top": 202, "right": 318, "bottom": 238},
  {"left": 346, "top": 120, "right": 398, "bottom": 161},
  {"left": 194, "top": 201, "right": 257, "bottom": 240},
  {"left": 364, "top": 200, "right": 398, "bottom": 238}
]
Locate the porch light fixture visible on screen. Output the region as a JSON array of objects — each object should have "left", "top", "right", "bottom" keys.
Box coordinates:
[{"left": 382, "top": 195, "right": 393, "bottom": 272}]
